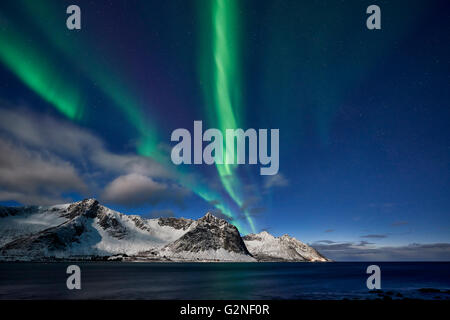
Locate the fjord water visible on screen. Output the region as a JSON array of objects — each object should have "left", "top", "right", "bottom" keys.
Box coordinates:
[{"left": 0, "top": 262, "right": 449, "bottom": 300}]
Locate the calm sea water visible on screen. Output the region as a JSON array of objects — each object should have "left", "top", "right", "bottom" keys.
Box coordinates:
[{"left": 0, "top": 262, "right": 449, "bottom": 300}]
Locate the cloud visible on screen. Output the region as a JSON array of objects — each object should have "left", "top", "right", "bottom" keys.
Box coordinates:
[
  {"left": 102, "top": 173, "right": 188, "bottom": 207},
  {"left": 0, "top": 138, "right": 86, "bottom": 205},
  {"left": 315, "top": 240, "right": 337, "bottom": 244},
  {"left": 0, "top": 106, "right": 187, "bottom": 207},
  {"left": 264, "top": 173, "right": 289, "bottom": 189},
  {"left": 361, "top": 234, "right": 388, "bottom": 239},
  {"left": 148, "top": 209, "right": 175, "bottom": 218},
  {"left": 311, "top": 241, "right": 450, "bottom": 261},
  {"left": 357, "top": 240, "right": 375, "bottom": 246},
  {"left": 89, "top": 149, "right": 170, "bottom": 179},
  {"left": 0, "top": 107, "right": 171, "bottom": 178},
  {"left": 0, "top": 106, "right": 101, "bottom": 157}
]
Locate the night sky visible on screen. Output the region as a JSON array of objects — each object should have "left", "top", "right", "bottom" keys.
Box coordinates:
[{"left": 0, "top": 0, "right": 449, "bottom": 260}]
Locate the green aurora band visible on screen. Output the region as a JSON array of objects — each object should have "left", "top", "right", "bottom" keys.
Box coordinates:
[
  {"left": 0, "top": 1, "right": 251, "bottom": 232},
  {"left": 200, "top": 0, "right": 256, "bottom": 232},
  {"left": 18, "top": 0, "right": 159, "bottom": 158},
  {"left": 0, "top": 17, "right": 82, "bottom": 120}
]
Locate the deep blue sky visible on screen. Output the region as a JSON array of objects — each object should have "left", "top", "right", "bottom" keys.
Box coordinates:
[{"left": 0, "top": 0, "right": 449, "bottom": 260}]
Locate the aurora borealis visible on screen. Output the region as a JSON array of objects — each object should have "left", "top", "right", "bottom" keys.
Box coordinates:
[
  {"left": 0, "top": 16, "right": 82, "bottom": 120},
  {"left": 0, "top": 0, "right": 449, "bottom": 259},
  {"left": 206, "top": 0, "right": 254, "bottom": 230},
  {"left": 1, "top": 0, "right": 249, "bottom": 230}
]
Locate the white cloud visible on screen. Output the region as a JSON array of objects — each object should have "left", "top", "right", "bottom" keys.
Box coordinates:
[
  {"left": 264, "top": 173, "right": 289, "bottom": 189},
  {"left": 0, "top": 106, "right": 102, "bottom": 157},
  {"left": 0, "top": 139, "right": 86, "bottom": 205},
  {"left": 0, "top": 106, "right": 170, "bottom": 179},
  {"left": 0, "top": 106, "right": 187, "bottom": 207},
  {"left": 102, "top": 173, "right": 188, "bottom": 207}
]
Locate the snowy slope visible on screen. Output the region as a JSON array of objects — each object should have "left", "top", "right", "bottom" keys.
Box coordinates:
[
  {"left": 0, "top": 199, "right": 329, "bottom": 262},
  {"left": 0, "top": 199, "right": 194, "bottom": 260},
  {"left": 0, "top": 204, "right": 70, "bottom": 247},
  {"left": 243, "top": 231, "right": 329, "bottom": 262}
]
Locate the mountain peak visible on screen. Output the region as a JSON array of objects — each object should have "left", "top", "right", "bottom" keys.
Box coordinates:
[
  {"left": 161, "top": 211, "right": 253, "bottom": 261},
  {"left": 80, "top": 198, "right": 98, "bottom": 204},
  {"left": 198, "top": 212, "right": 227, "bottom": 225},
  {"left": 204, "top": 212, "right": 214, "bottom": 218},
  {"left": 253, "top": 230, "right": 275, "bottom": 240},
  {"left": 65, "top": 198, "right": 101, "bottom": 219}
]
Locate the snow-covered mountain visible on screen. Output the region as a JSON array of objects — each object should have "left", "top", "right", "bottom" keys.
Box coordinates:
[
  {"left": 0, "top": 199, "right": 328, "bottom": 262},
  {"left": 0, "top": 199, "right": 193, "bottom": 260},
  {"left": 243, "top": 231, "right": 330, "bottom": 262},
  {"left": 160, "top": 213, "right": 254, "bottom": 262}
]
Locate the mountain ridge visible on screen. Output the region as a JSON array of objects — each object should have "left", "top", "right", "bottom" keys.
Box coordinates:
[
  {"left": 243, "top": 231, "right": 330, "bottom": 262},
  {"left": 0, "top": 198, "right": 329, "bottom": 262}
]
